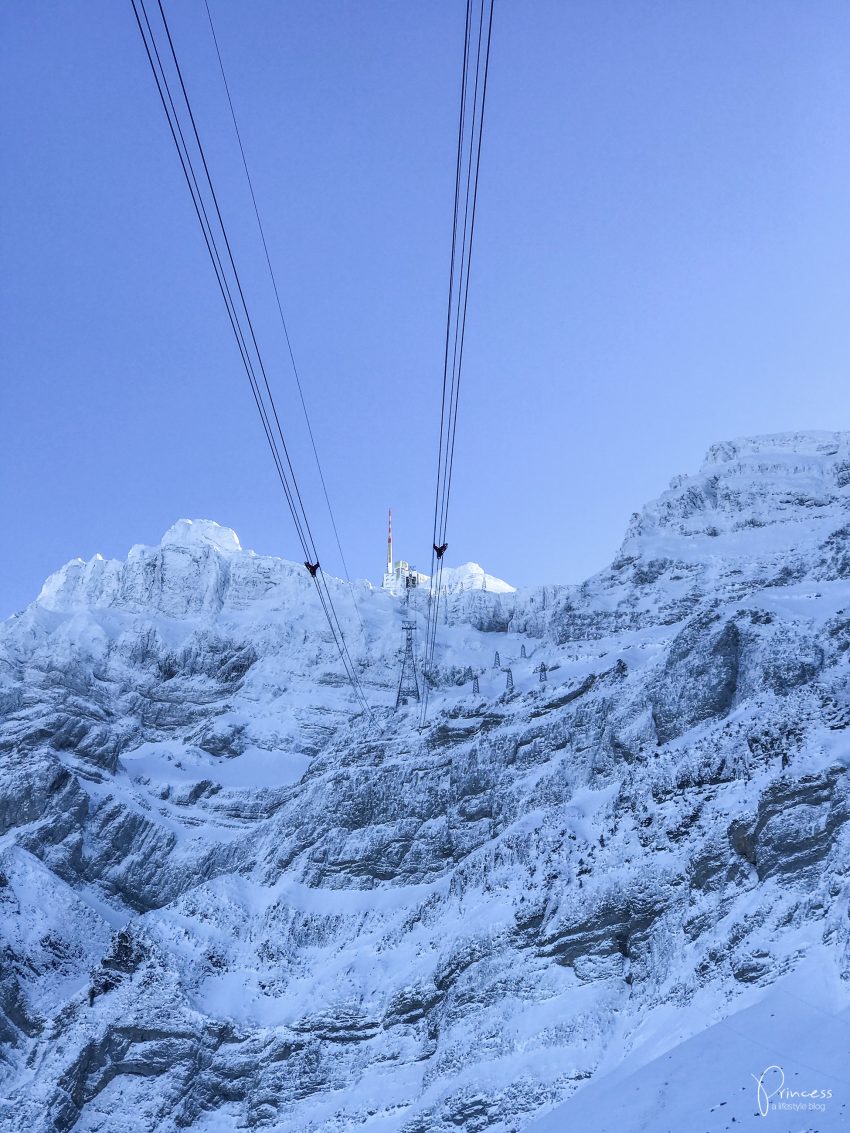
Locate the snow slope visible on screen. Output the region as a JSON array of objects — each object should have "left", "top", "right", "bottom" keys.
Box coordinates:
[
  {"left": 528, "top": 950, "right": 850, "bottom": 1133},
  {"left": 1, "top": 431, "right": 849, "bottom": 1132}
]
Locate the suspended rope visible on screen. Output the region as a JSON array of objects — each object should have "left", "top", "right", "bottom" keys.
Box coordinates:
[
  {"left": 420, "top": 0, "right": 495, "bottom": 728},
  {"left": 130, "top": 0, "right": 372, "bottom": 719},
  {"left": 202, "top": 0, "right": 365, "bottom": 640}
]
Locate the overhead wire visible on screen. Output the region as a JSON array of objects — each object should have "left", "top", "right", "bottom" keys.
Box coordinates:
[
  {"left": 201, "top": 0, "right": 366, "bottom": 639},
  {"left": 131, "top": 0, "right": 303, "bottom": 545},
  {"left": 420, "top": 0, "right": 495, "bottom": 728},
  {"left": 421, "top": 0, "right": 474, "bottom": 713},
  {"left": 440, "top": 0, "right": 494, "bottom": 545},
  {"left": 151, "top": 0, "right": 371, "bottom": 716},
  {"left": 130, "top": 0, "right": 372, "bottom": 719}
]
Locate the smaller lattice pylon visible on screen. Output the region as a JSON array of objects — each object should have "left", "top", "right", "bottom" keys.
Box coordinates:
[
  {"left": 505, "top": 667, "right": 514, "bottom": 692},
  {"left": 472, "top": 673, "right": 480, "bottom": 695},
  {"left": 520, "top": 643, "right": 527, "bottom": 659},
  {"left": 493, "top": 650, "right": 501, "bottom": 669},
  {"left": 395, "top": 621, "right": 420, "bottom": 708},
  {"left": 538, "top": 662, "right": 547, "bottom": 683}
]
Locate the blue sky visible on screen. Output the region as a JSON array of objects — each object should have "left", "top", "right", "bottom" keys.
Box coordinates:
[{"left": 2, "top": 0, "right": 849, "bottom": 617}]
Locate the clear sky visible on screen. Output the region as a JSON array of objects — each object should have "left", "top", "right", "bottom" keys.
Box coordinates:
[{"left": 2, "top": 0, "right": 849, "bottom": 618}]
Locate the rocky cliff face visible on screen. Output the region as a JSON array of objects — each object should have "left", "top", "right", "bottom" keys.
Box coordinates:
[{"left": 1, "top": 433, "right": 849, "bottom": 1132}]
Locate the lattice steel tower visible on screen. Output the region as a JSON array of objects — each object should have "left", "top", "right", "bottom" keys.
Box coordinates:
[{"left": 395, "top": 621, "right": 421, "bottom": 708}]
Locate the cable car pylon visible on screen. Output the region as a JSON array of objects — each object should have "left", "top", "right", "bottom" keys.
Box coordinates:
[{"left": 395, "top": 622, "right": 420, "bottom": 709}]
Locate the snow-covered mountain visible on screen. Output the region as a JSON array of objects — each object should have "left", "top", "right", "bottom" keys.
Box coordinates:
[{"left": 1, "top": 431, "right": 849, "bottom": 1132}]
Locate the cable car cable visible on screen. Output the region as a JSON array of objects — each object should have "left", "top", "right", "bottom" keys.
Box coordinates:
[
  {"left": 420, "top": 0, "right": 494, "bottom": 727},
  {"left": 149, "top": 0, "right": 369, "bottom": 713},
  {"left": 131, "top": 0, "right": 371, "bottom": 718},
  {"left": 202, "top": 0, "right": 366, "bottom": 639}
]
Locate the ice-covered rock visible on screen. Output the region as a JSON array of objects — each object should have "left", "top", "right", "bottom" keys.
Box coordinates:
[
  {"left": 1, "top": 431, "right": 849, "bottom": 1132},
  {"left": 438, "top": 562, "right": 516, "bottom": 594},
  {"left": 159, "top": 519, "right": 243, "bottom": 554}
]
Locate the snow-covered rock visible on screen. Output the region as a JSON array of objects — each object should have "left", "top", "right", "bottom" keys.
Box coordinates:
[
  {"left": 159, "top": 518, "right": 244, "bottom": 555},
  {"left": 438, "top": 562, "right": 516, "bottom": 594},
  {"left": 1, "top": 431, "right": 849, "bottom": 1132}
]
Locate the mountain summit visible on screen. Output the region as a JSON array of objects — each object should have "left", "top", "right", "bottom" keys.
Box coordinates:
[{"left": 1, "top": 431, "right": 849, "bottom": 1132}]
